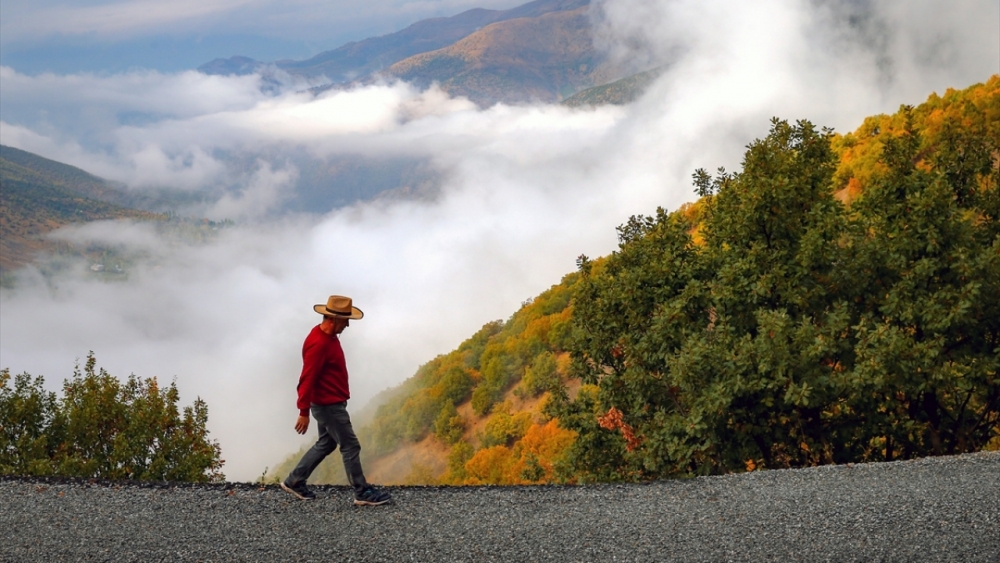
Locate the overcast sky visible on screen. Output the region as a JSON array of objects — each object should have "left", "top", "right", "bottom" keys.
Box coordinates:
[
  {"left": 0, "top": 0, "right": 528, "bottom": 73},
  {"left": 1, "top": 0, "right": 998, "bottom": 481}
]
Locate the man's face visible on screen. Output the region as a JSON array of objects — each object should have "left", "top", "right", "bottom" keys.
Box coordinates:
[{"left": 331, "top": 317, "right": 350, "bottom": 334}]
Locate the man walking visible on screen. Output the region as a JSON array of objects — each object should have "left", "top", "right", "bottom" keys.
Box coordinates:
[{"left": 281, "top": 295, "right": 391, "bottom": 506}]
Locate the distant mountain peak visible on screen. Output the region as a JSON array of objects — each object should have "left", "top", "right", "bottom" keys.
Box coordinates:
[
  {"left": 198, "top": 0, "right": 589, "bottom": 79},
  {"left": 197, "top": 55, "right": 262, "bottom": 76}
]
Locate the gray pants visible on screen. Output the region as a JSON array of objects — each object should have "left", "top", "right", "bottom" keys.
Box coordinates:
[{"left": 286, "top": 402, "right": 369, "bottom": 494}]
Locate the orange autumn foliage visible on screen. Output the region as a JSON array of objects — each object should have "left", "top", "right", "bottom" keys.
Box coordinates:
[
  {"left": 832, "top": 75, "right": 999, "bottom": 203},
  {"left": 519, "top": 419, "right": 577, "bottom": 466},
  {"left": 597, "top": 406, "right": 642, "bottom": 452},
  {"left": 463, "top": 445, "right": 517, "bottom": 484},
  {"left": 461, "top": 419, "right": 576, "bottom": 484}
]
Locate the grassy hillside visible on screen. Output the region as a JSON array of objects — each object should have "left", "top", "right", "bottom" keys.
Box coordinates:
[
  {"left": 0, "top": 146, "right": 128, "bottom": 203},
  {"left": 269, "top": 76, "right": 999, "bottom": 487},
  {"left": 0, "top": 146, "right": 165, "bottom": 273}
]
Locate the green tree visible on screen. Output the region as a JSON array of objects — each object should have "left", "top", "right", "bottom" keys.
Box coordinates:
[
  {"left": 0, "top": 353, "right": 225, "bottom": 482},
  {"left": 0, "top": 369, "right": 60, "bottom": 475},
  {"left": 436, "top": 366, "right": 474, "bottom": 405},
  {"left": 401, "top": 390, "right": 444, "bottom": 443},
  {"left": 444, "top": 440, "right": 475, "bottom": 482},
  {"left": 842, "top": 111, "right": 1000, "bottom": 459},
  {"left": 480, "top": 403, "right": 533, "bottom": 448},
  {"left": 557, "top": 116, "right": 999, "bottom": 481},
  {"left": 433, "top": 403, "right": 466, "bottom": 444},
  {"left": 521, "top": 352, "right": 560, "bottom": 397},
  {"left": 470, "top": 382, "right": 500, "bottom": 416}
]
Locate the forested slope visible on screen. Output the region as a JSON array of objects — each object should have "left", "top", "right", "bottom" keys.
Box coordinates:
[
  {"left": 0, "top": 146, "right": 164, "bottom": 272},
  {"left": 561, "top": 67, "right": 664, "bottom": 107},
  {"left": 274, "top": 0, "right": 589, "bottom": 83},
  {"left": 272, "top": 76, "right": 999, "bottom": 486},
  {"left": 383, "top": 5, "right": 610, "bottom": 105}
]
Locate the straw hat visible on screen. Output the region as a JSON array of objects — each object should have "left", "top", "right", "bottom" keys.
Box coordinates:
[{"left": 313, "top": 295, "right": 364, "bottom": 319}]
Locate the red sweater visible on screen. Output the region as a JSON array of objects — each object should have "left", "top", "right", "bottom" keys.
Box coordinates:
[{"left": 296, "top": 325, "right": 350, "bottom": 416}]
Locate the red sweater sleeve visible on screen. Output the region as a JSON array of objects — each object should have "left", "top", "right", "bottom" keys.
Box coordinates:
[{"left": 296, "top": 327, "right": 326, "bottom": 416}]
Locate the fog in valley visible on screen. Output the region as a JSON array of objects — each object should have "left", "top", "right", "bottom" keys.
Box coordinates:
[{"left": 1, "top": 0, "right": 997, "bottom": 480}]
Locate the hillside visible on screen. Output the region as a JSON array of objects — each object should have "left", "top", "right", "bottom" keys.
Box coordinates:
[
  {"left": 200, "top": 0, "right": 590, "bottom": 87},
  {"left": 202, "top": 0, "right": 631, "bottom": 106},
  {"left": 382, "top": 5, "right": 618, "bottom": 104},
  {"left": 0, "top": 146, "right": 164, "bottom": 273},
  {"left": 268, "top": 276, "right": 580, "bottom": 486},
  {"left": 562, "top": 66, "right": 665, "bottom": 107},
  {"left": 269, "top": 76, "right": 1000, "bottom": 487}
]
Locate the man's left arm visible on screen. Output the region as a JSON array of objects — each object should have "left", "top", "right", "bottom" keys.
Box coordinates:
[
  {"left": 294, "top": 414, "right": 309, "bottom": 434},
  {"left": 294, "top": 334, "right": 325, "bottom": 434}
]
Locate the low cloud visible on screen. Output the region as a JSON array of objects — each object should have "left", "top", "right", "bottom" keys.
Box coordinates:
[
  {"left": 206, "top": 160, "right": 298, "bottom": 220},
  {"left": 1, "top": 0, "right": 997, "bottom": 480}
]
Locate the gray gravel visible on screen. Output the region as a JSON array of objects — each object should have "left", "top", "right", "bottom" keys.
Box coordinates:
[{"left": 2, "top": 452, "right": 998, "bottom": 562}]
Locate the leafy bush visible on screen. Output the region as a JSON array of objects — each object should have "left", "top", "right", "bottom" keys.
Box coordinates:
[
  {"left": 480, "top": 403, "right": 533, "bottom": 448},
  {"left": 459, "top": 419, "right": 576, "bottom": 485},
  {"left": 521, "top": 352, "right": 560, "bottom": 397},
  {"left": 557, "top": 100, "right": 999, "bottom": 480},
  {"left": 0, "top": 353, "right": 224, "bottom": 481},
  {"left": 470, "top": 383, "right": 498, "bottom": 416},
  {"left": 433, "top": 403, "right": 466, "bottom": 444},
  {"left": 0, "top": 371, "right": 58, "bottom": 476},
  {"left": 444, "top": 440, "right": 475, "bottom": 482}
]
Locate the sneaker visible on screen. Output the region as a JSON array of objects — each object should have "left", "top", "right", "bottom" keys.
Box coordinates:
[
  {"left": 354, "top": 486, "right": 391, "bottom": 506},
  {"left": 280, "top": 481, "right": 316, "bottom": 500}
]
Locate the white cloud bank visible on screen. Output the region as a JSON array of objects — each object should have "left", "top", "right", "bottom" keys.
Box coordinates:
[{"left": 1, "top": 0, "right": 997, "bottom": 480}]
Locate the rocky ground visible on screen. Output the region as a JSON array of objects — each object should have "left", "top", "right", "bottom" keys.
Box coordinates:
[{"left": 2, "top": 452, "right": 998, "bottom": 562}]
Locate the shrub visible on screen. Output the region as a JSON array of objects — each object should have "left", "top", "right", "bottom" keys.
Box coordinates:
[
  {"left": 521, "top": 352, "right": 559, "bottom": 397},
  {"left": 0, "top": 354, "right": 224, "bottom": 482},
  {"left": 433, "top": 403, "right": 466, "bottom": 445}
]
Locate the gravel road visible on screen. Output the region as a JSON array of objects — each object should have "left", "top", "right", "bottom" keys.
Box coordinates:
[{"left": 3, "top": 452, "right": 998, "bottom": 562}]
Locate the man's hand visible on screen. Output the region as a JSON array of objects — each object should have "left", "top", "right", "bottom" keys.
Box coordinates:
[{"left": 295, "top": 415, "right": 309, "bottom": 434}]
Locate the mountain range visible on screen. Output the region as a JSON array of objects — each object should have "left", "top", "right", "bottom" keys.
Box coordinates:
[
  {"left": 200, "top": 0, "right": 654, "bottom": 105},
  {"left": 3, "top": 0, "right": 667, "bottom": 273}
]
